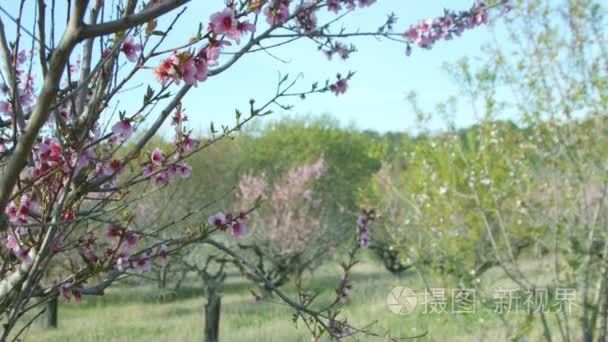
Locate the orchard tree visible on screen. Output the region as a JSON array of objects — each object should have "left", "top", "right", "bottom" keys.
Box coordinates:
[
  {"left": 237, "top": 157, "right": 329, "bottom": 289},
  {"left": 0, "top": 0, "right": 508, "bottom": 340},
  {"left": 239, "top": 116, "right": 383, "bottom": 253},
  {"left": 370, "top": 0, "right": 608, "bottom": 340}
]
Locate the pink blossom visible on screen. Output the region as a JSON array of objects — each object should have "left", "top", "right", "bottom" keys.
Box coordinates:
[
  {"left": 325, "top": 42, "right": 350, "bottom": 60},
  {"left": 330, "top": 76, "right": 348, "bottom": 96},
  {"left": 154, "top": 57, "right": 180, "bottom": 84},
  {"left": 16, "top": 50, "right": 27, "bottom": 64},
  {"left": 157, "top": 244, "right": 169, "bottom": 267},
  {"left": 210, "top": 9, "right": 239, "bottom": 40},
  {"left": 401, "top": 2, "right": 491, "bottom": 53},
  {"left": 122, "top": 230, "right": 139, "bottom": 252},
  {"left": 121, "top": 36, "right": 142, "bottom": 63},
  {"left": 4, "top": 230, "right": 33, "bottom": 264},
  {"left": 142, "top": 163, "right": 155, "bottom": 177},
  {"left": 38, "top": 137, "right": 63, "bottom": 167},
  {"left": 231, "top": 221, "right": 247, "bottom": 238},
  {"left": 152, "top": 171, "right": 170, "bottom": 187},
  {"left": 75, "top": 148, "right": 95, "bottom": 175},
  {"left": 179, "top": 59, "right": 196, "bottom": 86},
  {"left": 204, "top": 46, "right": 222, "bottom": 65},
  {"left": 102, "top": 160, "right": 121, "bottom": 176},
  {"left": 0, "top": 101, "right": 12, "bottom": 116},
  {"left": 327, "top": 0, "right": 341, "bottom": 13},
  {"left": 16, "top": 249, "right": 33, "bottom": 264},
  {"left": 178, "top": 56, "right": 209, "bottom": 87},
  {"left": 111, "top": 119, "right": 134, "bottom": 141},
  {"left": 175, "top": 163, "right": 191, "bottom": 178},
  {"left": 6, "top": 196, "right": 37, "bottom": 223},
  {"left": 236, "top": 21, "right": 256, "bottom": 43},
  {"left": 133, "top": 255, "right": 152, "bottom": 274},
  {"left": 171, "top": 110, "right": 188, "bottom": 126},
  {"left": 356, "top": 209, "right": 375, "bottom": 248},
  {"left": 105, "top": 224, "right": 122, "bottom": 240},
  {"left": 5, "top": 233, "right": 19, "bottom": 251},
  {"left": 6, "top": 203, "right": 22, "bottom": 224},
  {"left": 264, "top": 3, "right": 289, "bottom": 26},
  {"left": 165, "top": 165, "right": 178, "bottom": 179},
  {"left": 115, "top": 256, "right": 130, "bottom": 272},
  {"left": 151, "top": 148, "right": 165, "bottom": 166},
  {"left": 194, "top": 59, "right": 208, "bottom": 82},
  {"left": 197, "top": 40, "right": 229, "bottom": 67},
  {"left": 296, "top": 2, "right": 318, "bottom": 33},
  {"left": 208, "top": 212, "right": 227, "bottom": 228},
  {"left": 178, "top": 136, "right": 198, "bottom": 151}
]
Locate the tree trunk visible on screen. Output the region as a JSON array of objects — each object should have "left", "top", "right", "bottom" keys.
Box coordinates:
[
  {"left": 46, "top": 296, "right": 58, "bottom": 328},
  {"left": 204, "top": 286, "right": 221, "bottom": 342},
  {"left": 158, "top": 267, "right": 167, "bottom": 289}
]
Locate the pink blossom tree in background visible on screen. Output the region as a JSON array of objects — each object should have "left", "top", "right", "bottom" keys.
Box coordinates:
[
  {"left": 237, "top": 157, "right": 329, "bottom": 289},
  {"left": 0, "top": 0, "right": 509, "bottom": 340}
]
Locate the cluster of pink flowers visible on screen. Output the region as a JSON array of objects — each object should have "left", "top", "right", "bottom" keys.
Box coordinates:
[
  {"left": 237, "top": 158, "right": 326, "bottom": 251},
  {"left": 175, "top": 134, "right": 198, "bottom": 154},
  {"left": 323, "top": 42, "right": 353, "bottom": 60},
  {"left": 147, "top": 0, "right": 382, "bottom": 89},
  {"left": 20, "top": 136, "right": 99, "bottom": 189},
  {"left": 327, "top": 0, "right": 375, "bottom": 14},
  {"left": 129, "top": 244, "right": 169, "bottom": 273},
  {"left": 0, "top": 50, "right": 36, "bottom": 119},
  {"left": 111, "top": 119, "right": 134, "bottom": 142},
  {"left": 6, "top": 195, "right": 38, "bottom": 225},
  {"left": 171, "top": 109, "right": 200, "bottom": 153},
  {"left": 330, "top": 74, "right": 348, "bottom": 96},
  {"left": 403, "top": 1, "right": 491, "bottom": 54},
  {"left": 5, "top": 230, "right": 35, "bottom": 264},
  {"left": 261, "top": 0, "right": 376, "bottom": 30},
  {"left": 94, "top": 159, "right": 121, "bottom": 177},
  {"left": 209, "top": 8, "right": 255, "bottom": 44},
  {"left": 356, "top": 209, "right": 375, "bottom": 248},
  {"left": 208, "top": 211, "right": 248, "bottom": 238},
  {"left": 104, "top": 224, "right": 169, "bottom": 273},
  {"left": 141, "top": 148, "right": 192, "bottom": 187},
  {"left": 263, "top": 0, "right": 291, "bottom": 26},
  {"left": 154, "top": 48, "right": 215, "bottom": 86},
  {"left": 295, "top": 2, "right": 318, "bottom": 33}
]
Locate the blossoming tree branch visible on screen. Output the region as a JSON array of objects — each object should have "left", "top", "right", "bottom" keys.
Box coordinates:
[{"left": 0, "top": 0, "right": 508, "bottom": 340}]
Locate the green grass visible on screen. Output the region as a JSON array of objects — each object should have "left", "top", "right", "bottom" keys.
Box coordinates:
[{"left": 13, "top": 257, "right": 564, "bottom": 341}]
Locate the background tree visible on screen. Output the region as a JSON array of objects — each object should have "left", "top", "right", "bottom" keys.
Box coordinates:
[{"left": 367, "top": 0, "right": 608, "bottom": 339}]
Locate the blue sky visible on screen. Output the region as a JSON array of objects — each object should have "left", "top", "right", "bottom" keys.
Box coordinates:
[{"left": 0, "top": 1, "right": 508, "bottom": 134}]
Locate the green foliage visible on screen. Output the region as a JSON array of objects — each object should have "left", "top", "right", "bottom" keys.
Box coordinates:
[{"left": 239, "top": 115, "right": 381, "bottom": 209}]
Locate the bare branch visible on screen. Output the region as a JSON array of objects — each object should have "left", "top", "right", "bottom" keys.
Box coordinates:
[{"left": 79, "top": 0, "right": 191, "bottom": 39}]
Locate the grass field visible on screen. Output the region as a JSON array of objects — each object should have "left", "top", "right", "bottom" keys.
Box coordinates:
[{"left": 14, "top": 256, "right": 565, "bottom": 341}]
